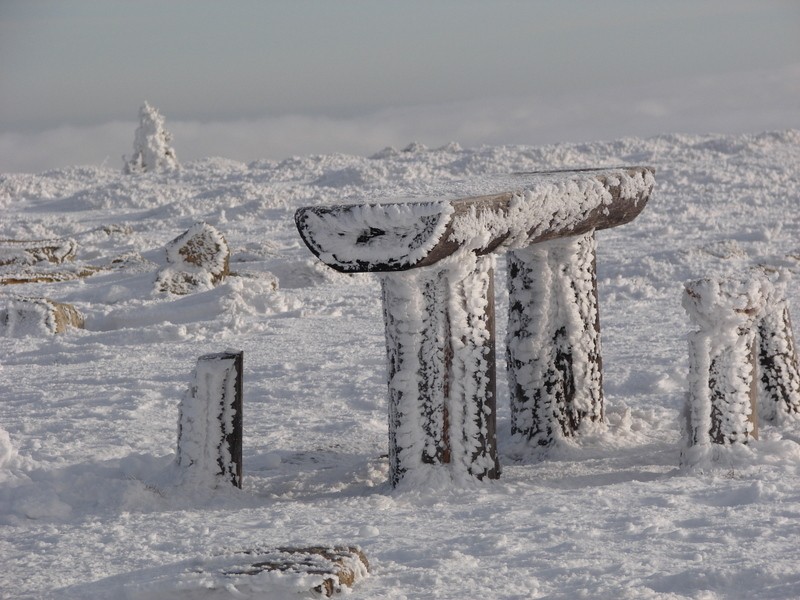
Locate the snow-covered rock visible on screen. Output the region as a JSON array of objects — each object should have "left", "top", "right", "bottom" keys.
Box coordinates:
[
  {"left": 156, "top": 222, "right": 230, "bottom": 295},
  {"left": 0, "top": 296, "right": 84, "bottom": 336}
]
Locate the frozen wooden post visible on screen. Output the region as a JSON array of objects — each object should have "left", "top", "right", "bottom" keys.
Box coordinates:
[
  {"left": 755, "top": 270, "right": 800, "bottom": 421},
  {"left": 683, "top": 278, "right": 764, "bottom": 445},
  {"left": 296, "top": 167, "right": 654, "bottom": 485},
  {"left": 381, "top": 255, "right": 500, "bottom": 484},
  {"left": 177, "top": 351, "right": 244, "bottom": 487},
  {"left": 507, "top": 231, "right": 603, "bottom": 445}
]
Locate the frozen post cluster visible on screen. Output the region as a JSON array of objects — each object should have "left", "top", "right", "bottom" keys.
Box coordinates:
[
  {"left": 296, "top": 167, "right": 654, "bottom": 486},
  {"left": 684, "top": 270, "right": 800, "bottom": 447}
]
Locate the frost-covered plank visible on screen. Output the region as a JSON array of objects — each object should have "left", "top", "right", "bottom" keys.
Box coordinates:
[
  {"left": 0, "top": 238, "right": 77, "bottom": 266},
  {"left": 134, "top": 546, "right": 369, "bottom": 598},
  {"left": 295, "top": 166, "right": 654, "bottom": 273},
  {"left": 177, "top": 351, "right": 244, "bottom": 487},
  {"left": 381, "top": 254, "right": 499, "bottom": 485},
  {"left": 507, "top": 231, "right": 603, "bottom": 445}
]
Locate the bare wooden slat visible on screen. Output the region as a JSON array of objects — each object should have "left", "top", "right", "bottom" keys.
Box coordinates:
[{"left": 295, "top": 167, "right": 654, "bottom": 273}]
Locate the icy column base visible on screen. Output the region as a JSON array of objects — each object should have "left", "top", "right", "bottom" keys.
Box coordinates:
[
  {"left": 683, "top": 279, "right": 763, "bottom": 445},
  {"left": 177, "top": 351, "right": 244, "bottom": 487},
  {"left": 506, "top": 231, "right": 604, "bottom": 446},
  {"left": 381, "top": 254, "right": 500, "bottom": 486}
]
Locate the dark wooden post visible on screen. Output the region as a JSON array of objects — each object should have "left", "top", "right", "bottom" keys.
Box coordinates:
[
  {"left": 756, "top": 287, "right": 800, "bottom": 420},
  {"left": 177, "top": 351, "right": 243, "bottom": 487},
  {"left": 381, "top": 255, "right": 500, "bottom": 485},
  {"left": 507, "top": 231, "right": 603, "bottom": 446},
  {"left": 684, "top": 279, "right": 761, "bottom": 445}
]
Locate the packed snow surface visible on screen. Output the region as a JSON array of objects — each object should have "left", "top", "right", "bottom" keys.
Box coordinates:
[{"left": 2, "top": 131, "right": 800, "bottom": 598}]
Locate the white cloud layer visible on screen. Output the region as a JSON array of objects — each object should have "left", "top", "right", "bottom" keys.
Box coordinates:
[{"left": 2, "top": 64, "right": 798, "bottom": 174}]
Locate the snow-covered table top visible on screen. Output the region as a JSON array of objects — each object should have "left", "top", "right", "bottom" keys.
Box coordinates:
[{"left": 295, "top": 166, "right": 655, "bottom": 272}]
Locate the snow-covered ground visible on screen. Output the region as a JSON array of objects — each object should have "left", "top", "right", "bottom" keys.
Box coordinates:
[{"left": 2, "top": 130, "right": 800, "bottom": 598}]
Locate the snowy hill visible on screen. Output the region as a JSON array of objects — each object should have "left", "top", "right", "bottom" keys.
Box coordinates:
[{"left": 2, "top": 130, "right": 800, "bottom": 598}]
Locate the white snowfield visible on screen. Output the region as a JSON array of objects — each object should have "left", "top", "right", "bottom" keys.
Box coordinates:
[{"left": 2, "top": 130, "right": 800, "bottom": 598}]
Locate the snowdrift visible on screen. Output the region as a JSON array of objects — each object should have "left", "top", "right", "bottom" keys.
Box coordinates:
[{"left": 2, "top": 131, "right": 800, "bottom": 598}]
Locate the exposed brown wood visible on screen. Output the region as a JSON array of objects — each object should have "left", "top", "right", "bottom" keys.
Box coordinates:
[
  {"left": 0, "top": 297, "right": 84, "bottom": 334},
  {"left": 1, "top": 266, "right": 102, "bottom": 285}
]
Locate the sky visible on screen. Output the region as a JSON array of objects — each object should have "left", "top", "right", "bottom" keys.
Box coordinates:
[{"left": 1, "top": 0, "right": 799, "bottom": 173}]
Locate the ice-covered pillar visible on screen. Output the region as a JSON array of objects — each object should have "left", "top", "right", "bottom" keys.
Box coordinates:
[
  {"left": 755, "top": 270, "right": 800, "bottom": 421},
  {"left": 683, "top": 278, "right": 765, "bottom": 445},
  {"left": 177, "top": 351, "right": 244, "bottom": 487},
  {"left": 381, "top": 254, "right": 500, "bottom": 486},
  {"left": 506, "top": 230, "right": 603, "bottom": 445},
  {"left": 294, "top": 167, "right": 654, "bottom": 485}
]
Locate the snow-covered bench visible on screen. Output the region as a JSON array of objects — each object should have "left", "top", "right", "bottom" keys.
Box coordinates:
[{"left": 296, "top": 167, "right": 655, "bottom": 485}]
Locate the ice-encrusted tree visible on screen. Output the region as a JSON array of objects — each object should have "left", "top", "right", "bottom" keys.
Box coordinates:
[{"left": 123, "top": 101, "right": 179, "bottom": 174}]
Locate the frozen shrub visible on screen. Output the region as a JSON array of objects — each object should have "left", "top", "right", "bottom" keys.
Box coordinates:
[{"left": 123, "top": 101, "right": 179, "bottom": 174}]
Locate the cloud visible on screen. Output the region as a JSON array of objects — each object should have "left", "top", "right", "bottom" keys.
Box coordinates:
[{"left": 2, "top": 64, "right": 798, "bottom": 174}]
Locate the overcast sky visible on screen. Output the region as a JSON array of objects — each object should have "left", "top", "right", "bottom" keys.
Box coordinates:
[{"left": 1, "top": 0, "right": 799, "bottom": 172}]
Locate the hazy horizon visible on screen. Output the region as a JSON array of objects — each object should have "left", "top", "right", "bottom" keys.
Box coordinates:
[{"left": 2, "top": 0, "right": 799, "bottom": 173}]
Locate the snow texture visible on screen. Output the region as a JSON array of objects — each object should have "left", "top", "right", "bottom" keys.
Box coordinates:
[
  {"left": 123, "top": 546, "right": 368, "bottom": 598},
  {"left": 0, "top": 238, "right": 77, "bottom": 266},
  {"left": 447, "top": 168, "right": 653, "bottom": 253},
  {"left": 5, "top": 130, "right": 800, "bottom": 599},
  {"left": 123, "top": 101, "right": 179, "bottom": 174},
  {"left": 507, "top": 230, "right": 603, "bottom": 447},
  {"left": 0, "top": 296, "right": 83, "bottom": 336}
]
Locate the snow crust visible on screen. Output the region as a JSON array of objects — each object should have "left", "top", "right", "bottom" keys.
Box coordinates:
[{"left": 3, "top": 130, "right": 800, "bottom": 599}]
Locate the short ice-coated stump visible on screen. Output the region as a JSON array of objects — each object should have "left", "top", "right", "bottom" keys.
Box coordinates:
[
  {"left": 177, "top": 351, "right": 244, "bottom": 487},
  {"left": 296, "top": 167, "right": 654, "bottom": 485},
  {"left": 684, "top": 269, "right": 800, "bottom": 448}
]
